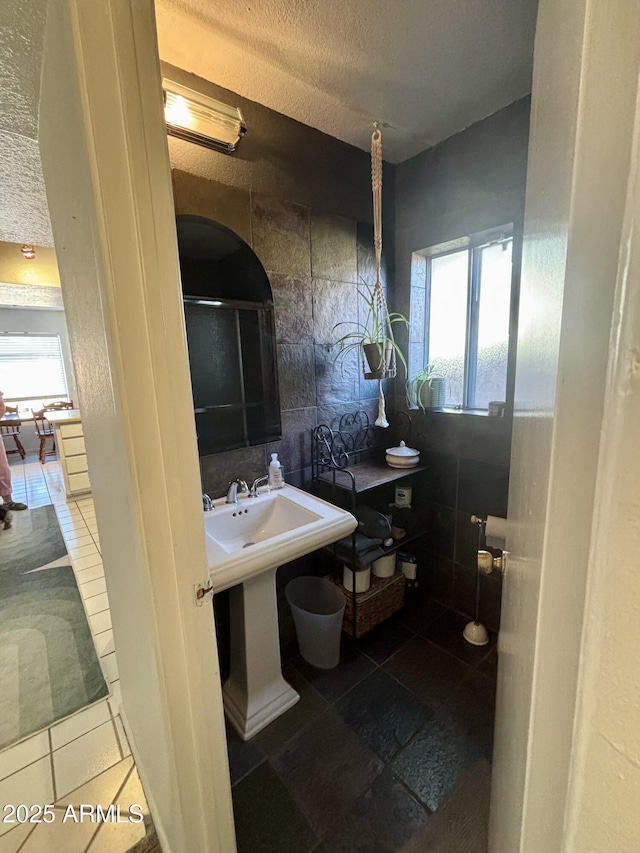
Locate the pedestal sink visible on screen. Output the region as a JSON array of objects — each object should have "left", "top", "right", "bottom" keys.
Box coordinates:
[{"left": 204, "top": 485, "right": 356, "bottom": 740}]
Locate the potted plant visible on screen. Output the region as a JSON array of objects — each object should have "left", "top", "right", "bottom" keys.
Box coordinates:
[
  {"left": 406, "top": 365, "right": 447, "bottom": 410},
  {"left": 333, "top": 283, "right": 409, "bottom": 379}
]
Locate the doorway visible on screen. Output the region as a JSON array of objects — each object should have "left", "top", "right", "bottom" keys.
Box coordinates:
[{"left": 25, "top": 0, "right": 640, "bottom": 851}]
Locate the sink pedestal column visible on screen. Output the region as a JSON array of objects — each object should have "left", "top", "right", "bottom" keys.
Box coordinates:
[{"left": 222, "top": 567, "right": 299, "bottom": 741}]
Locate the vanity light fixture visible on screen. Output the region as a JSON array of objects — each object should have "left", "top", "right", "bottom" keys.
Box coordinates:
[
  {"left": 162, "top": 78, "right": 247, "bottom": 154},
  {"left": 21, "top": 244, "right": 35, "bottom": 260}
]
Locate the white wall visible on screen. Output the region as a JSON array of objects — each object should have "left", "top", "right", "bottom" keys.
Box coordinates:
[{"left": 0, "top": 306, "right": 77, "bottom": 454}]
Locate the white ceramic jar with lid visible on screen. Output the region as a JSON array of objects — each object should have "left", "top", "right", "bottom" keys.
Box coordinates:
[{"left": 385, "top": 440, "right": 420, "bottom": 468}]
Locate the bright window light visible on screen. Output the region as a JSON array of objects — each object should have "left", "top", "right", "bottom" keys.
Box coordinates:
[
  {"left": 411, "top": 228, "right": 514, "bottom": 410},
  {"left": 0, "top": 334, "right": 69, "bottom": 413}
]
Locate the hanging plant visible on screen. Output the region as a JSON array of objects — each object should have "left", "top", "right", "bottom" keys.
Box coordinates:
[
  {"left": 332, "top": 123, "right": 409, "bottom": 428},
  {"left": 333, "top": 282, "right": 408, "bottom": 379}
]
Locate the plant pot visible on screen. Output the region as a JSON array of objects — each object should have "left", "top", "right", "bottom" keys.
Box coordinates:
[
  {"left": 418, "top": 377, "right": 446, "bottom": 409},
  {"left": 363, "top": 342, "right": 393, "bottom": 378}
]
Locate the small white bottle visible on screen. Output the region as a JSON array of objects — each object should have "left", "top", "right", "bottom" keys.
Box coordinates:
[{"left": 268, "top": 453, "right": 284, "bottom": 489}]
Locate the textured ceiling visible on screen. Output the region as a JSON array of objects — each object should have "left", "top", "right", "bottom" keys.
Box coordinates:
[
  {"left": 155, "top": 0, "right": 538, "bottom": 163},
  {"left": 0, "top": 0, "right": 46, "bottom": 139},
  {"left": 0, "top": 132, "right": 52, "bottom": 245},
  {"left": 0, "top": 0, "right": 52, "bottom": 246},
  {"left": 0, "top": 0, "right": 537, "bottom": 244}
]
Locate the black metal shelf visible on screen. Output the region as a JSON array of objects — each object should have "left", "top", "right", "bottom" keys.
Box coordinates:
[
  {"left": 311, "top": 410, "right": 427, "bottom": 638},
  {"left": 317, "top": 459, "right": 428, "bottom": 495},
  {"left": 311, "top": 411, "right": 427, "bottom": 508},
  {"left": 323, "top": 529, "right": 424, "bottom": 569}
]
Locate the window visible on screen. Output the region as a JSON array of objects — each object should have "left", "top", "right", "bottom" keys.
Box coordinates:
[
  {"left": 413, "top": 227, "right": 514, "bottom": 410},
  {"left": 0, "top": 333, "right": 69, "bottom": 413}
]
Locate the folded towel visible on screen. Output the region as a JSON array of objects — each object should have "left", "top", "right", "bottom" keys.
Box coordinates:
[
  {"left": 335, "top": 532, "right": 382, "bottom": 553},
  {"left": 332, "top": 532, "right": 386, "bottom": 569}
]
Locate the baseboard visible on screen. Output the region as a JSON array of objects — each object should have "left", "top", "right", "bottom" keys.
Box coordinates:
[{"left": 119, "top": 708, "right": 172, "bottom": 853}]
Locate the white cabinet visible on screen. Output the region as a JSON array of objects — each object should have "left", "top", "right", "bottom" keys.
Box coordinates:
[{"left": 53, "top": 417, "right": 92, "bottom": 498}]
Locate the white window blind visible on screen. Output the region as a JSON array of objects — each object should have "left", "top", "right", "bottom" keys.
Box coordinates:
[{"left": 0, "top": 334, "right": 69, "bottom": 408}]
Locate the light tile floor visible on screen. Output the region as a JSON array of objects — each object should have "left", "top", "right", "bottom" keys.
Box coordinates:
[{"left": 0, "top": 455, "right": 150, "bottom": 853}]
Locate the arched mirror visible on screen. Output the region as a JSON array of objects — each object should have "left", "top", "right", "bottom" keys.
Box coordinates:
[{"left": 177, "top": 215, "right": 281, "bottom": 456}]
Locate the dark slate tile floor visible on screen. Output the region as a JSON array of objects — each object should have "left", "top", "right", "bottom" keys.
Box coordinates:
[
  {"left": 389, "top": 714, "right": 485, "bottom": 812},
  {"left": 335, "top": 669, "right": 426, "bottom": 762},
  {"left": 383, "top": 635, "right": 469, "bottom": 710},
  {"left": 226, "top": 599, "right": 497, "bottom": 853}
]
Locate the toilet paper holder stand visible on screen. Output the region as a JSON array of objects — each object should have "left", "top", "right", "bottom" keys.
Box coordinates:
[
  {"left": 470, "top": 514, "right": 505, "bottom": 574},
  {"left": 462, "top": 514, "right": 506, "bottom": 647}
]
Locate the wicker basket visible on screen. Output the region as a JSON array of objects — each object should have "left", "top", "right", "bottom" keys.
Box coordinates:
[{"left": 328, "top": 571, "right": 405, "bottom": 638}]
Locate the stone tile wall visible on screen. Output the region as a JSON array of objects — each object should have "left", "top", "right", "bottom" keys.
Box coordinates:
[
  {"left": 172, "top": 169, "right": 393, "bottom": 497},
  {"left": 391, "top": 99, "right": 531, "bottom": 632},
  {"left": 407, "top": 447, "right": 508, "bottom": 632}
]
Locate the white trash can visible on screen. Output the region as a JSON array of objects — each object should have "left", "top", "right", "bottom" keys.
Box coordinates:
[{"left": 285, "top": 576, "right": 345, "bottom": 669}]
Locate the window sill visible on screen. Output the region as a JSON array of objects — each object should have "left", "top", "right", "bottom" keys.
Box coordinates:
[{"left": 408, "top": 406, "right": 508, "bottom": 420}]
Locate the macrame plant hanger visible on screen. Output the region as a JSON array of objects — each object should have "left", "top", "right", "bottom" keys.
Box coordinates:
[{"left": 369, "top": 121, "right": 394, "bottom": 428}]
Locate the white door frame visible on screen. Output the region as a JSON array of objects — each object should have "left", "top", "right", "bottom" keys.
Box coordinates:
[
  {"left": 38, "top": 2, "right": 235, "bottom": 850},
  {"left": 490, "top": 0, "right": 640, "bottom": 850},
  {"left": 562, "top": 71, "right": 640, "bottom": 849}
]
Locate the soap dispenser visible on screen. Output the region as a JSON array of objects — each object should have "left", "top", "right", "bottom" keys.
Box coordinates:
[{"left": 268, "top": 453, "right": 284, "bottom": 489}]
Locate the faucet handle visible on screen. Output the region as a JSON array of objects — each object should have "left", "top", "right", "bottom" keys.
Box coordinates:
[
  {"left": 250, "top": 475, "right": 269, "bottom": 497},
  {"left": 202, "top": 493, "right": 214, "bottom": 512}
]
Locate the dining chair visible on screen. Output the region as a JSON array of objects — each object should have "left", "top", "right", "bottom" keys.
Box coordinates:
[
  {"left": 32, "top": 408, "right": 57, "bottom": 463},
  {"left": 0, "top": 405, "right": 26, "bottom": 459},
  {"left": 31, "top": 401, "right": 75, "bottom": 463}
]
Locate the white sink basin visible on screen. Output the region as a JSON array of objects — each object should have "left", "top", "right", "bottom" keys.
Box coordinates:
[
  {"left": 202, "top": 484, "right": 356, "bottom": 741},
  {"left": 205, "top": 493, "right": 320, "bottom": 554},
  {"left": 204, "top": 484, "right": 356, "bottom": 592}
]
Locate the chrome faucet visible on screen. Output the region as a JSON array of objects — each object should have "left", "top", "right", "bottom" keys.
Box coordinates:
[
  {"left": 226, "top": 478, "right": 249, "bottom": 504},
  {"left": 202, "top": 493, "right": 214, "bottom": 512},
  {"left": 250, "top": 475, "right": 269, "bottom": 497}
]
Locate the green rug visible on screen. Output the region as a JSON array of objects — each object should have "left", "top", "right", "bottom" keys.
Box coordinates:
[{"left": 0, "top": 505, "right": 109, "bottom": 750}]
